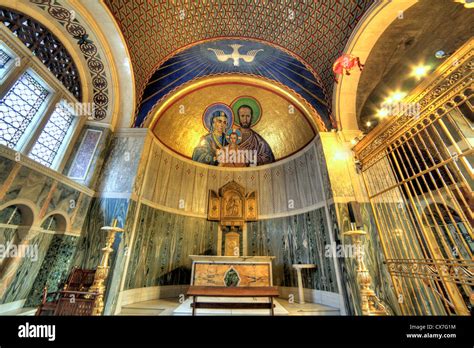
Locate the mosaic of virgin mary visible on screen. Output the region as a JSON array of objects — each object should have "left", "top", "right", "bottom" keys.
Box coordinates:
[{"left": 192, "top": 103, "right": 233, "bottom": 165}]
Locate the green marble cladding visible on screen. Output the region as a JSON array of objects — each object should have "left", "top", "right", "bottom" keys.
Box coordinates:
[
  {"left": 97, "top": 135, "right": 146, "bottom": 194},
  {"left": 0, "top": 156, "right": 92, "bottom": 230},
  {"left": 124, "top": 205, "right": 338, "bottom": 293},
  {"left": 0, "top": 229, "right": 53, "bottom": 304},
  {"left": 71, "top": 197, "right": 136, "bottom": 314},
  {"left": 0, "top": 156, "right": 15, "bottom": 184},
  {"left": 0, "top": 154, "right": 94, "bottom": 307},
  {"left": 0, "top": 163, "right": 54, "bottom": 206},
  {"left": 333, "top": 202, "right": 401, "bottom": 315},
  {"left": 24, "top": 234, "right": 79, "bottom": 307},
  {"left": 247, "top": 207, "right": 337, "bottom": 292},
  {"left": 125, "top": 203, "right": 218, "bottom": 289},
  {"left": 72, "top": 197, "right": 132, "bottom": 269}
]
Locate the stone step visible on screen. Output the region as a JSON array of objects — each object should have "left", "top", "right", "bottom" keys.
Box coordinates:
[{"left": 0, "top": 307, "right": 36, "bottom": 316}]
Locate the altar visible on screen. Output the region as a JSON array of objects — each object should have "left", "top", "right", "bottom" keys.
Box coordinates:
[
  {"left": 189, "top": 255, "right": 275, "bottom": 287},
  {"left": 173, "top": 255, "right": 289, "bottom": 315},
  {"left": 171, "top": 182, "right": 288, "bottom": 315}
]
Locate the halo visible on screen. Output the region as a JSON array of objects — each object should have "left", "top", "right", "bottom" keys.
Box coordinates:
[
  {"left": 231, "top": 96, "right": 262, "bottom": 127},
  {"left": 225, "top": 128, "right": 242, "bottom": 144},
  {"left": 202, "top": 103, "right": 234, "bottom": 132}
]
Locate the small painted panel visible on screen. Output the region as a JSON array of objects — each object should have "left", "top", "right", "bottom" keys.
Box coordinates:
[
  {"left": 68, "top": 129, "right": 102, "bottom": 180},
  {"left": 224, "top": 232, "right": 240, "bottom": 256}
]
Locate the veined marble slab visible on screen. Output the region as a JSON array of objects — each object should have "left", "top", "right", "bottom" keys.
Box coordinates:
[
  {"left": 189, "top": 255, "right": 274, "bottom": 262},
  {"left": 190, "top": 255, "right": 275, "bottom": 286}
]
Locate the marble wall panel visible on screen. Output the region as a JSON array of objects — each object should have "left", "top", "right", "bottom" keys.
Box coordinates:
[
  {"left": 1, "top": 166, "right": 53, "bottom": 206},
  {"left": 72, "top": 198, "right": 131, "bottom": 269},
  {"left": 25, "top": 234, "right": 79, "bottom": 307},
  {"left": 0, "top": 156, "right": 94, "bottom": 235},
  {"left": 0, "top": 157, "right": 15, "bottom": 184},
  {"left": 333, "top": 202, "right": 400, "bottom": 315},
  {"left": 97, "top": 135, "right": 146, "bottom": 194},
  {"left": 125, "top": 204, "right": 218, "bottom": 289},
  {"left": 329, "top": 203, "right": 360, "bottom": 315},
  {"left": 45, "top": 183, "right": 81, "bottom": 216},
  {"left": 71, "top": 194, "right": 92, "bottom": 231},
  {"left": 142, "top": 142, "right": 162, "bottom": 201},
  {"left": 247, "top": 207, "right": 337, "bottom": 292},
  {"left": 314, "top": 135, "right": 333, "bottom": 200},
  {"left": 191, "top": 166, "right": 209, "bottom": 215},
  {"left": 146, "top": 138, "right": 326, "bottom": 217},
  {"left": 0, "top": 230, "right": 53, "bottom": 304}
]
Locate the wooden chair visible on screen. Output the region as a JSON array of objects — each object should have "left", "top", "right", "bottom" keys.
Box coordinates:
[{"left": 36, "top": 267, "right": 99, "bottom": 316}]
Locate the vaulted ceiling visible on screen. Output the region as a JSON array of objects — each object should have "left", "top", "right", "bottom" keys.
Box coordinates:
[
  {"left": 357, "top": 0, "right": 474, "bottom": 130},
  {"left": 104, "top": 0, "right": 375, "bottom": 125}
]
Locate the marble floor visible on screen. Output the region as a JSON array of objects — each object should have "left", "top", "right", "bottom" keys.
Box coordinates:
[{"left": 118, "top": 297, "right": 340, "bottom": 316}]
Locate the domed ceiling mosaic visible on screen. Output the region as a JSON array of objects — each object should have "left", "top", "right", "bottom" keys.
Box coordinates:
[
  {"left": 104, "top": 0, "right": 375, "bottom": 127},
  {"left": 104, "top": 0, "right": 375, "bottom": 167},
  {"left": 138, "top": 39, "right": 330, "bottom": 128},
  {"left": 143, "top": 39, "right": 325, "bottom": 166}
]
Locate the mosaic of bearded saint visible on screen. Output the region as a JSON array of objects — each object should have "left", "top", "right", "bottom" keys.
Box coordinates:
[{"left": 234, "top": 103, "right": 274, "bottom": 165}]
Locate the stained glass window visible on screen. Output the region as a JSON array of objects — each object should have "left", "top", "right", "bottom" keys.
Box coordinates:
[
  {"left": 28, "top": 101, "right": 75, "bottom": 167},
  {"left": 0, "top": 71, "right": 50, "bottom": 148},
  {"left": 0, "top": 47, "right": 11, "bottom": 70},
  {"left": 0, "top": 47, "right": 12, "bottom": 80}
]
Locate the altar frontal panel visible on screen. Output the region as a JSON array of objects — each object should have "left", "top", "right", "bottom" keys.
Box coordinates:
[{"left": 192, "top": 263, "right": 271, "bottom": 287}]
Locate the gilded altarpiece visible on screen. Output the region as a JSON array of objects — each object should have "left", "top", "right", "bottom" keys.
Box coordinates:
[{"left": 207, "top": 181, "right": 257, "bottom": 256}]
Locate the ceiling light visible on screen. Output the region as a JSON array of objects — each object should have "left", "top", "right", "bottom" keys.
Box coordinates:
[
  {"left": 377, "top": 108, "right": 389, "bottom": 118},
  {"left": 411, "top": 64, "right": 431, "bottom": 79},
  {"left": 334, "top": 149, "right": 349, "bottom": 161},
  {"left": 391, "top": 91, "right": 407, "bottom": 101},
  {"left": 366, "top": 121, "right": 372, "bottom": 127}
]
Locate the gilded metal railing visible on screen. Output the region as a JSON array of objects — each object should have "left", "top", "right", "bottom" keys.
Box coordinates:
[
  {"left": 354, "top": 39, "right": 473, "bottom": 315},
  {"left": 386, "top": 259, "right": 474, "bottom": 286}
]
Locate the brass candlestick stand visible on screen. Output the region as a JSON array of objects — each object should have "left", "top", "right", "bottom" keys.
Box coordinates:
[
  {"left": 89, "top": 219, "right": 124, "bottom": 315},
  {"left": 343, "top": 224, "right": 388, "bottom": 316}
]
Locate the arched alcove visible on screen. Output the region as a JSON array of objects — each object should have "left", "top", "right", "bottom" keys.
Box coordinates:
[
  {"left": 40, "top": 213, "right": 68, "bottom": 234},
  {"left": 0, "top": 203, "right": 36, "bottom": 307}
]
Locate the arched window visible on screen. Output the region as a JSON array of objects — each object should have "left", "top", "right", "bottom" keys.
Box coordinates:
[
  {"left": 0, "top": 69, "right": 51, "bottom": 149},
  {"left": 28, "top": 100, "right": 75, "bottom": 168},
  {"left": 0, "top": 7, "right": 83, "bottom": 170}
]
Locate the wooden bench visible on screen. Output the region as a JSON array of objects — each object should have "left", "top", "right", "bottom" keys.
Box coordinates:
[{"left": 186, "top": 286, "right": 279, "bottom": 316}]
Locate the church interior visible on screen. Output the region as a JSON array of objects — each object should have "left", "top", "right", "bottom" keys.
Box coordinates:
[{"left": 0, "top": 0, "right": 472, "bottom": 320}]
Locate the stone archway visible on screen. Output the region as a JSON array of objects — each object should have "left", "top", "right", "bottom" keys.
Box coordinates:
[{"left": 332, "top": 0, "right": 417, "bottom": 137}]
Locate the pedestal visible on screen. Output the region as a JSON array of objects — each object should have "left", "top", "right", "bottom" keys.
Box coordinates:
[{"left": 292, "top": 264, "right": 316, "bottom": 304}]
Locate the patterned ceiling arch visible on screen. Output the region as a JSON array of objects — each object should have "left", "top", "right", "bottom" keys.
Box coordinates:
[
  {"left": 104, "top": 0, "right": 375, "bottom": 126},
  {"left": 0, "top": 7, "right": 82, "bottom": 100},
  {"left": 6, "top": 0, "right": 112, "bottom": 120}
]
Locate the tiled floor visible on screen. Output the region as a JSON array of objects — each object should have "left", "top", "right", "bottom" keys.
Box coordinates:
[{"left": 118, "top": 298, "right": 340, "bottom": 316}]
